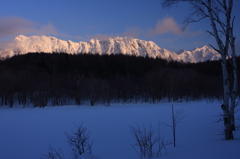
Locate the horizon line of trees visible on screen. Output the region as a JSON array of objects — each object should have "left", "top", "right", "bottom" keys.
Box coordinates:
[{"left": 0, "top": 52, "right": 239, "bottom": 107}]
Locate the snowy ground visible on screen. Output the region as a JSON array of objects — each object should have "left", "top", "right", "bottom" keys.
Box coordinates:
[{"left": 0, "top": 101, "right": 239, "bottom": 159}]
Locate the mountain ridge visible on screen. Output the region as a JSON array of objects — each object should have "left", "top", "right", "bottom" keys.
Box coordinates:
[{"left": 0, "top": 35, "right": 221, "bottom": 63}]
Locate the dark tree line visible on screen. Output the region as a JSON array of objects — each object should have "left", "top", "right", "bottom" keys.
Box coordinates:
[{"left": 0, "top": 52, "right": 239, "bottom": 107}]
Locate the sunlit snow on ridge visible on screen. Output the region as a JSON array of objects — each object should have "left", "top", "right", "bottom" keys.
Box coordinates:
[{"left": 0, "top": 35, "right": 221, "bottom": 63}]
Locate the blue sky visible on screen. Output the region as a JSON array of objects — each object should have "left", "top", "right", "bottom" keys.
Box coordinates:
[{"left": 0, "top": 0, "right": 239, "bottom": 52}]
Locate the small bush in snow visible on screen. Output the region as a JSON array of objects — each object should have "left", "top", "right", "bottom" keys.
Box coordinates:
[
  {"left": 65, "top": 123, "right": 93, "bottom": 158},
  {"left": 130, "top": 123, "right": 172, "bottom": 159},
  {"left": 44, "top": 123, "right": 93, "bottom": 159},
  {"left": 43, "top": 144, "right": 65, "bottom": 159}
]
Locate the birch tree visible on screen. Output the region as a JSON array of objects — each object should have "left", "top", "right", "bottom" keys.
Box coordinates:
[{"left": 161, "top": 0, "right": 237, "bottom": 140}]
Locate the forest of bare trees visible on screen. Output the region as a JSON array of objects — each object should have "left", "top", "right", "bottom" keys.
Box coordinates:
[{"left": 0, "top": 52, "right": 238, "bottom": 108}]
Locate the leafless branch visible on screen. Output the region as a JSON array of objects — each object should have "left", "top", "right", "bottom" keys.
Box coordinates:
[
  {"left": 43, "top": 144, "right": 65, "bottom": 159},
  {"left": 162, "top": 105, "right": 186, "bottom": 147},
  {"left": 130, "top": 123, "right": 172, "bottom": 158},
  {"left": 183, "top": 15, "right": 208, "bottom": 31},
  {"left": 65, "top": 123, "right": 93, "bottom": 158}
]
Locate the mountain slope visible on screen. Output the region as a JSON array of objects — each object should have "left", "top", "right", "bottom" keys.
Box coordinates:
[
  {"left": 0, "top": 35, "right": 221, "bottom": 63},
  {"left": 177, "top": 45, "right": 221, "bottom": 63}
]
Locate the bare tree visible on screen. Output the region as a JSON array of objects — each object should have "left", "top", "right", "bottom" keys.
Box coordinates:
[
  {"left": 65, "top": 124, "right": 93, "bottom": 158},
  {"left": 163, "top": 105, "right": 186, "bottom": 147},
  {"left": 162, "top": 0, "right": 237, "bottom": 140},
  {"left": 130, "top": 124, "right": 172, "bottom": 158},
  {"left": 68, "top": 71, "right": 84, "bottom": 105},
  {"left": 43, "top": 124, "right": 93, "bottom": 159},
  {"left": 43, "top": 145, "right": 65, "bottom": 159}
]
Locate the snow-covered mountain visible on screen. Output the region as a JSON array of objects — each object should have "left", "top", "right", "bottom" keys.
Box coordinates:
[
  {"left": 176, "top": 45, "right": 221, "bottom": 63},
  {"left": 0, "top": 35, "right": 221, "bottom": 63}
]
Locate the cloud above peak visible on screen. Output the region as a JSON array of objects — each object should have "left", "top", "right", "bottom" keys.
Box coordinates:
[
  {"left": 0, "top": 17, "right": 60, "bottom": 39},
  {"left": 84, "top": 17, "right": 189, "bottom": 41},
  {"left": 36, "top": 23, "right": 58, "bottom": 36},
  {"left": 0, "top": 16, "right": 84, "bottom": 49},
  {"left": 147, "top": 17, "right": 182, "bottom": 36},
  {"left": 0, "top": 17, "right": 36, "bottom": 38}
]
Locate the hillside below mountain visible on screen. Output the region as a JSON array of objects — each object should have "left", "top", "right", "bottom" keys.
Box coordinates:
[{"left": 0, "top": 35, "right": 221, "bottom": 63}]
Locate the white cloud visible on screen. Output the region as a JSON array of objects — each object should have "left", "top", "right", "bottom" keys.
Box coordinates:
[
  {"left": 85, "top": 27, "right": 142, "bottom": 41},
  {"left": 147, "top": 17, "right": 182, "bottom": 36},
  {"left": 122, "top": 27, "right": 142, "bottom": 38},
  {"left": 0, "top": 17, "right": 36, "bottom": 38},
  {"left": 36, "top": 23, "right": 58, "bottom": 35},
  {"left": 0, "top": 17, "right": 62, "bottom": 39},
  {"left": 0, "top": 16, "right": 83, "bottom": 49},
  {"left": 0, "top": 17, "right": 74, "bottom": 39}
]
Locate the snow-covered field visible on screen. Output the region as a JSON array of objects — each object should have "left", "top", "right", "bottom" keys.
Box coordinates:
[{"left": 0, "top": 101, "right": 239, "bottom": 159}]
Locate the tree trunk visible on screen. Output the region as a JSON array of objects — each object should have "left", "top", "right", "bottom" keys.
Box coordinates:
[
  {"left": 207, "top": 0, "right": 234, "bottom": 140},
  {"left": 229, "top": 26, "right": 237, "bottom": 131}
]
